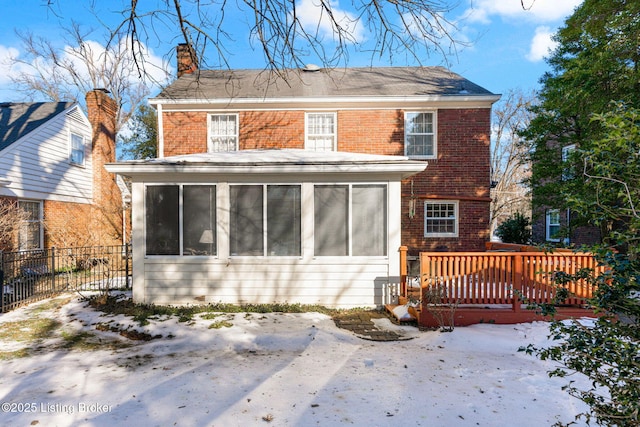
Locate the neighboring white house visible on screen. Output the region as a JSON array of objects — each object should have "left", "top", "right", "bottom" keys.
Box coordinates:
[
  {"left": 106, "top": 149, "right": 427, "bottom": 308},
  {"left": 0, "top": 102, "right": 93, "bottom": 249}
]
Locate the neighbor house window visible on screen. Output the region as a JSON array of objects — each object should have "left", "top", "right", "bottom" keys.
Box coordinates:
[
  {"left": 208, "top": 114, "right": 238, "bottom": 152},
  {"left": 546, "top": 209, "right": 561, "bottom": 242},
  {"left": 145, "top": 185, "right": 216, "bottom": 256},
  {"left": 562, "top": 144, "right": 576, "bottom": 180},
  {"left": 306, "top": 113, "right": 336, "bottom": 151},
  {"left": 18, "top": 200, "right": 43, "bottom": 250},
  {"left": 424, "top": 201, "right": 458, "bottom": 237},
  {"left": 314, "top": 184, "right": 387, "bottom": 256},
  {"left": 230, "top": 184, "right": 301, "bottom": 256},
  {"left": 70, "top": 132, "right": 85, "bottom": 165},
  {"left": 405, "top": 112, "right": 436, "bottom": 158}
]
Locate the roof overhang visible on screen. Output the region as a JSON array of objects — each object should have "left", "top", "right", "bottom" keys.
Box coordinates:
[
  {"left": 148, "top": 94, "right": 501, "bottom": 111},
  {"left": 105, "top": 149, "right": 427, "bottom": 180}
]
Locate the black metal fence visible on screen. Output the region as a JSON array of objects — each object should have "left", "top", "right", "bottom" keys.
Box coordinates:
[{"left": 1, "top": 244, "right": 131, "bottom": 312}]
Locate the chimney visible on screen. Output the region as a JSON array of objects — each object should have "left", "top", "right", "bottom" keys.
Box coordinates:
[
  {"left": 177, "top": 43, "right": 198, "bottom": 78},
  {"left": 85, "top": 89, "right": 122, "bottom": 245}
]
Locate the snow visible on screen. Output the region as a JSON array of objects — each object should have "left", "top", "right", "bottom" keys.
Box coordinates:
[{"left": 0, "top": 293, "right": 591, "bottom": 426}]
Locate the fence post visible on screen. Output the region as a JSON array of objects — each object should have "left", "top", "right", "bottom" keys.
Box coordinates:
[
  {"left": 1, "top": 250, "right": 4, "bottom": 313},
  {"left": 399, "top": 246, "right": 408, "bottom": 299},
  {"left": 512, "top": 253, "right": 523, "bottom": 312},
  {"left": 50, "top": 247, "right": 56, "bottom": 293}
]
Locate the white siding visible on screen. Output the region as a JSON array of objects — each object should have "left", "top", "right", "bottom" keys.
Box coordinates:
[
  {"left": 0, "top": 106, "right": 93, "bottom": 203},
  {"left": 141, "top": 258, "right": 397, "bottom": 308}
]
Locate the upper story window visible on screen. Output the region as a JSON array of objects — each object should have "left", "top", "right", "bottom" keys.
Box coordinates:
[
  {"left": 306, "top": 112, "right": 336, "bottom": 151},
  {"left": 424, "top": 201, "right": 458, "bottom": 237},
  {"left": 546, "top": 209, "right": 561, "bottom": 242},
  {"left": 18, "top": 200, "right": 43, "bottom": 250},
  {"left": 562, "top": 144, "right": 576, "bottom": 180},
  {"left": 208, "top": 114, "right": 238, "bottom": 152},
  {"left": 405, "top": 112, "right": 436, "bottom": 158},
  {"left": 70, "top": 132, "right": 85, "bottom": 165}
]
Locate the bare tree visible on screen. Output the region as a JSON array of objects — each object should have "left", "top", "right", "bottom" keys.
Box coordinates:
[
  {"left": 9, "top": 23, "right": 167, "bottom": 132},
  {"left": 45, "top": 1, "right": 465, "bottom": 80},
  {"left": 490, "top": 89, "right": 535, "bottom": 237}
]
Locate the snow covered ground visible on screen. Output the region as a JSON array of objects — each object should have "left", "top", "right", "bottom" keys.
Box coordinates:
[{"left": 0, "top": 293, "right": 590, "bottom": 426}]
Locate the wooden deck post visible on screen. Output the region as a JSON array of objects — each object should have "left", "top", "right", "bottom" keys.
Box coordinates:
[
  {"left": 399, "top": 246, "right": 408, "bottom": 298},
  {"left": 512, "top": 253, "right": 523, "bottom": 313}
]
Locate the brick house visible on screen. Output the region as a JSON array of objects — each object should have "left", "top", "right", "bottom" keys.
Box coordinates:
[
  {"left": 106, "top": 48, "right": 499, "bottom": 308},
  {"left": 0, "top": 90, "right": 126, "bottom": 250}
]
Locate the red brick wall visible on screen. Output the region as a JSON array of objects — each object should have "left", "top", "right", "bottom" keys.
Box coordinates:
[{"left": 161, "top": 107, "right": 492, "bottom": 251}]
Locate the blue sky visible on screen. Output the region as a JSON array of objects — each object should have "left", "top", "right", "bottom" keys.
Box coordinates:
[{"left": 0, "top": 0, "right": 583, "bottom": 101}]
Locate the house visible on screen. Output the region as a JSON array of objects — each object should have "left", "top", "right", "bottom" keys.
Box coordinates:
[
  {"left": 106, "top": 46, "right": 499, "bottom": 308},
  {"left": 0, "top": 90, "right": 125, "bottom": 250}
]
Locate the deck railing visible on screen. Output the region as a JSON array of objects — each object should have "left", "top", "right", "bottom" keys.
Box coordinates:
[
  {"left": 1, "top": 245, "right": 131, "bottom": 312},
  {"left": 399, "top": 248, "right": 605, "bottom": 311}
]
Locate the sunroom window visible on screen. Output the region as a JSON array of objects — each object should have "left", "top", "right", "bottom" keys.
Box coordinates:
[
  {"left": 405, "top": 112, "right": 436, "bottom": 158},
  {"left": 314, "top": 184, "right": 387, "bottom": 256},
  {"left": 145, "top": 185, "right": 216, "bottom": 256},
  {"left": 230, "top": 184, "right": 302, "bottom": 256}
]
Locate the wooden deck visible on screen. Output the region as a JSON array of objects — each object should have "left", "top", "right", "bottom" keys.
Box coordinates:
[{"left": 393, "top": 246, "right": 603, "bottom": 328}]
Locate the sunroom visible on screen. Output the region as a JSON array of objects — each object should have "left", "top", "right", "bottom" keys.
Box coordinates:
[{"left": 105, "top": 149, "right": 426, "bottom": 308}]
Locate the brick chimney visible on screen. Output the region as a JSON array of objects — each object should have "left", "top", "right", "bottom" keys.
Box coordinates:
[
  {"left": 85, "top": 89, "right": 122, "bottom": 245},
  {"left": 177, "top": 43, "right": 198, "bottom": 77}
]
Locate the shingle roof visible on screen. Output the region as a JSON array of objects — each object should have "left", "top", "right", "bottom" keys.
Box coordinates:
[
  {"left": 0, "top": 102, "right": 75, "bottom": 151},
  {"left": 153, "top": 66, "right": 495, "bottom": 101}
]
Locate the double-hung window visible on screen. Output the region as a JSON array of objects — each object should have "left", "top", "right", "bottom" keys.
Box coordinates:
[
  {"left": 546, "top": 209, "right": 561, "bottom": 242},
  {"left": 70, "top": 132, "right": 85, "bottom": 165},
  {"left": 424, "top": 201, "right": 458, "bottom": 237},
  {"left": 230, "top": 184, "right": 302, "bottom": 256},
  {"left": 145, "top": 185, "right": 217, "bottom": 256},
  {"left": 18, "top": 200, "right": 42, "bottom": 250},
  {"left": 562, "top": 144, "right": 576, "bottom": 180},
  {"left": 405, "top": 112, "right": 436, "bottom": 158},
  {"left": 209, "top": 114, "right": 238, "bottom": 152},
  {"left": 306, "top": 112, "right": 336, "bottom": 151},
  {"left": 314, "top": 184, "right": 387, "bottom": 256}
]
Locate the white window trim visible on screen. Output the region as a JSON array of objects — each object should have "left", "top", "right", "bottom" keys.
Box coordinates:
[
  {"left": 562, "top": 144, "right": 576, "bottom": 180},
  {"left": 229, "top": 183, "right": 303, "bottom": 258},
  {"left": 546, "top": 209, "right": 561, "bottom": 242},
  {"left": 69, "top": 131, "right": 86, "bottom": 166},
  {"left": 144, "top": 183, "right": 218, "bottom": 257},
  {"left": 423, "top": 200, "right": 458, "bottom": 238},
  {"left": 312, "top": 182, "right": 389, "bottom": 258},
  {"left": 404, "top": 111, "right": 437, "bottom": 159},
  {"left": 18, "top": 199, "right": 43, "bottom": 251},
  {"left": 207, "top": 113, "right": 239, "bottom": 152},
  {"left": 305, "top": 112, "right": 337, "bottom": 151}
]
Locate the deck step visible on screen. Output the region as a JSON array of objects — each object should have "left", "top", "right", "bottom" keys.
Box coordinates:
[{"left": 385, "top": 304, "right": 418, "bottom": 323}]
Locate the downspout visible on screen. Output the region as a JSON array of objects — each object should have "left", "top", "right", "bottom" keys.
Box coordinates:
[{"left": 157, "top": 103, "right": 164, "bottom": 158}]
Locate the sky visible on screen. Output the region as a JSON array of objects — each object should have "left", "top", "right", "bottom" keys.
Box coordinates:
[
  {"left": 0, "top": 0, "right": 583, "bottom": 103},
  {"left": 0, "top": 291, "right": 593, "bottom": 426}
]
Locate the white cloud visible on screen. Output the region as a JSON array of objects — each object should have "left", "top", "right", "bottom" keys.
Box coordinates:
[
  {"left": 0, "top": 45, "right": 21, "bottom": 85},
  {"left": 295, "top": 0, "right": 365, "bottom": 43},
  {"left": 464, "top": 0, "right": 583, "bottom": 23},
  {"left": 526, "top": 26, "right": 558, "bottom": 62}
]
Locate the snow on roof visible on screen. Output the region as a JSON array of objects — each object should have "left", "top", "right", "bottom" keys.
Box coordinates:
[{"left": 106, "top": 149, "right": 428, "bottom": 178}]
